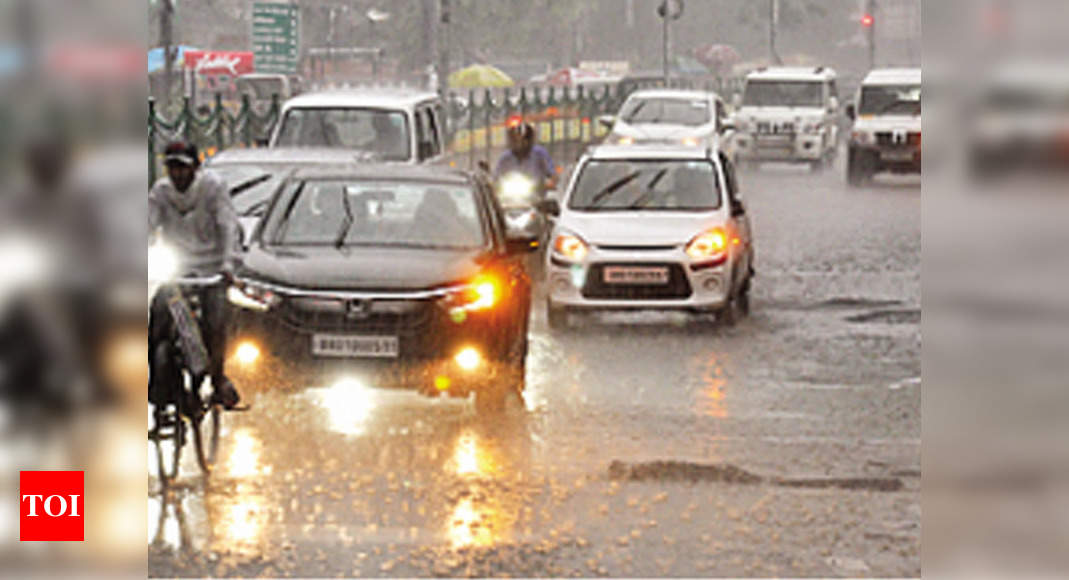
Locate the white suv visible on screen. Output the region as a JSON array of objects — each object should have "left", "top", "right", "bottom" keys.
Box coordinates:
[
  {"left": 731, "top": 67, "right": 841, "bottom": 171},
  {"left": 845, "top": 68, "right": 922, "bottom": 186},
  {"left": 542, "top": 144, "right": 755, "bottom": 329}
]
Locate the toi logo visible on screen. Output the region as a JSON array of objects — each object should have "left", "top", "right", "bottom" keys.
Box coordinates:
[{"left": 20, "top": 471, "right": 84, "bottom": 541}]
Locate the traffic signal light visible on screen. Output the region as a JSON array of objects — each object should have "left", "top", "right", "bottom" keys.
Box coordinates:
[{"left": 861, "top": 13, "right": 874, "bottom": 27}]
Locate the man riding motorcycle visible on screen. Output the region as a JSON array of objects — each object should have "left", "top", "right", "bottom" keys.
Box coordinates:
[
  {"left": 493, "top": 121, "right": 558, "bottom": 206},
  {"left": 149, "top": 141, "right": 241, "bottom": 410}
]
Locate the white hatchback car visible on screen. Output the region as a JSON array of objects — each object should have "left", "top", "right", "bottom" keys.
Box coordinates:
[
  {"left": 600, "top": 89, "right": 732, "bottom": 149},
  {"left": 543, "top": 144, "right": 755, "bottom": 329}
]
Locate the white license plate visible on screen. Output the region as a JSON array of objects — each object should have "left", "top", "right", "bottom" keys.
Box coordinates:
[
  {"left": 881, "top": 149, "right": 915, "bottom": 161},
  {"left": 312, "top": 334, "right": 399, "bottom": 358},
  {"left": 603, "top": 266, "right": 670, "bottom": 285}
]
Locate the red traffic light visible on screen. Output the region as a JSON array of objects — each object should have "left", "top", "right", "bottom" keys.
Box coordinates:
[{"left": 861, "top": 13, "right": 874, "bottom": 27}]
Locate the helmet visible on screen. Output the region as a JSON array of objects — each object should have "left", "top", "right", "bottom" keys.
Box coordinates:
[{"left": 163, "top": 141, "right": 200, "bottom": 168}]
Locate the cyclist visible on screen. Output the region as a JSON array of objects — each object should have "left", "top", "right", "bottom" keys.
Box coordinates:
[{"left": 148, "top": 141, "right": 241, "bottom": 410}]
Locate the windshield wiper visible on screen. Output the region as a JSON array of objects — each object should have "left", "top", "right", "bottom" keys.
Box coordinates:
[
  {"left": 272, "top": 180, "right": 306, "bottom": 244},
  {"left": 622, "top": 100, "right": 647, "bottom": 123},
  {"left": 587, "top": 171, "right": 641, "bottom": 208},
  {"left": 334, "top": 187, "right": 354, "bottom": 249},
  {"left": 229, "top": 173, "right": 273, "bottom": 196}
]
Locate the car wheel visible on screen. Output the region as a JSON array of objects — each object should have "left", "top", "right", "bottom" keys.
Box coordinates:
[
  {"left": 737, "top": 277, "right": 752, "bottom": 317},
  {"left": 847, "top": 148, "right": 869, "bottom": 187},
  {"left": 719, "top": 295, "right": 739, "bottom": 327},
  {"left": 547, "top": 299, "right": 569, "bottom": 331}
]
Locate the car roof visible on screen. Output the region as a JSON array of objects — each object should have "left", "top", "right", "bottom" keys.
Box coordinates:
[
  {"left": 746, "top": 66, "right": 837, "bottom": 81},
  {"left": 287, "top": 162, "right": 473, "bottom": 185},
  {"left": 281, "top": 89, "right": 440, "bottom": 110},
  {"left": 583, "top": 144, "right": 717, "bottom": 161},
  {"left": 206, "top": 147, "right": 380, "bottom": 166},
  {"left": 862, "top": 68, "right": 921, "bottom": 86},
  {"left": 626, "top": 88, "right": 721, "bottom": 101}
]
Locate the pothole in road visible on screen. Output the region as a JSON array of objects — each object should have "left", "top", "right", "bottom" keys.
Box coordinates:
[
  {"left": 608, "top": 460, "right": 904, "bottom": 492},
  {"left": 845, "top": 309, "right": 921, "bottom": 324}
]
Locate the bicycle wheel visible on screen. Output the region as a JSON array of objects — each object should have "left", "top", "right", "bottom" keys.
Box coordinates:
[
  {"left": 152, "top": 409, "right": 183, "bottom": 487},
  {"left": 192, "top": 402, "right": 220, "bottom": 475}
]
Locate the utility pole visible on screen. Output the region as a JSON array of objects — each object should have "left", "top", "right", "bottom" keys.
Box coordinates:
[
  {"left": 865, "top": 0, "right": 877, "bottom": 70},
  {"left": 161, "top": 0, "right": 175, "bottom": 110},
  {"left": 769, "top": 0, "right": 782, "bottom": 65},
  {"left": 438, "top": 0, "right": 450, "bottom": 99},
  {"left": 657, "top": 1, "right": 683, "bottom": 83}
]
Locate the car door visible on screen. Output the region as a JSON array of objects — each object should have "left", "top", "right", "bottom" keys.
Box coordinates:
[{"left": 719, "top": 152, "right": 752, "bottom": 292}]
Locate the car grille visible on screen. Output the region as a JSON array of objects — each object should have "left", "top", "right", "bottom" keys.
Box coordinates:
[
  {"left": 276, "top": 296, "right": 435, "bottom": 335},
  {"left": 756, "top": 121, "right": 795, "bottom": 135},
  {"left": 582, "top": 263, "right": 692, "bottom": 300},
  {"left": 876, "top": 132, "right": 921, "bottom": 147},
  {"left": 595, "top": 244, "right": 678, "bottom": 252}
]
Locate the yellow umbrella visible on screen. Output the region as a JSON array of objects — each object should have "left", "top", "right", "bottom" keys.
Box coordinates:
[{"left": 449, "top": 64, "right": 514, "bottom": 89}]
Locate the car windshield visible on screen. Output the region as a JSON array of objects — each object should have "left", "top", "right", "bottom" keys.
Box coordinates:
[
  {"left": 274, "top": 108, "right": 411, "bottom": 161},
  {"left": 264, "top": 179, "right": 485, "bottom": 249},
  {"left": 743, "top": 80, "right": 824, "bottom": 107},
  {"left": 236, "top": 77, "right": 284, "bottom": 101},
  {"left": 619, "top": 97, "right": 711, "bottom": 126},
  {"left": 859, "top": 85, "right": 922, "bottom": 115},
  {"left": 568, "top": 160, "right": 721, "bottom": 212},
  {"left": 211, "top": 165, "right": 282, "bottom": 216}
]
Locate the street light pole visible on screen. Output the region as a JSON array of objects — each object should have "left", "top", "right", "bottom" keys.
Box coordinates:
[
  {"left": 769, "top": 0, "right": 782, "bottom": 65},
  {"left": 866, "top": 0, "right": 876, "bottom": 70},
  {"left": 662, "top": 10, "right": 669, "bottom": 82},
  {"left": 161, "top": 0, "right": 175, "bottom": 110}
]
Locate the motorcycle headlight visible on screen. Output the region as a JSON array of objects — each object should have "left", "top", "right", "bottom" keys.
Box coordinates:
[
  {"left": 499, "top": 173, "right": 537, "bottom": 205},
  {"left": 147, "top": 242, "right": 178, "bottom": 282},
  {"left": 227, "top": 280, "right": 280, "bottom": 311},
  {"left": 553, "top": 232, "right": 589, "bottom": 262}
]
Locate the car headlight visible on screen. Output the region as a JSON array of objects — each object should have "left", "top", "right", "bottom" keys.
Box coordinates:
[
  {"left": 685, "top": 228, "right": 728, "bottom": 261},
  {"left": 498, "top": 173, "right": 537, "bottom": 205},
  {"left": 553, "top": 232, "right": 589, "bottom": 262},
  {"left": 681, "top": 136, "right": 700, "bottom": 146},
  {"left": 852, "top": 130, "right": 874, "bottom": 145},
  {"left": 227, "top": 280, "right": 280, "bottom": 311},
  {"left": 444, "top": 273, "right": 500, "bottom": 314},
  {"left": 147, "top": 242, "right": 178, "bottom": 282},
  {"left": 613, "top": 135, "right": 635, "bottom": 145}
]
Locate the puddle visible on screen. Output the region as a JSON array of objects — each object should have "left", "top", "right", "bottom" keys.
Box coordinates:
[
  {"left": 608, "top": 460, "right": 904, "bottom": 492},
  {"left": 845, "top": 309, "right": 921, "bottom": 324}
]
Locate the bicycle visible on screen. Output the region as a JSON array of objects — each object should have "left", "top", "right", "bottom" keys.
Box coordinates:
[{"left": 148, "top": 274, "right": 229, "bottom": 486}]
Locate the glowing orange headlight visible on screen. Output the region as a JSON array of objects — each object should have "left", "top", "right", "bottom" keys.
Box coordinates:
[
  {"left": 553, "top": 233, "right": 588, "bottom": 262},
  {"left": 450, "top": 274, "right": 500, "bottom": 312},
  {"left": 685, "top": 228, "right": 728, "bottom": 260}
]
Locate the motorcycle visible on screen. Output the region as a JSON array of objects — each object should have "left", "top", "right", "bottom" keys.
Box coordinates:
[{"left": 492, "top": 170, "right": 556, "bottom": 280}]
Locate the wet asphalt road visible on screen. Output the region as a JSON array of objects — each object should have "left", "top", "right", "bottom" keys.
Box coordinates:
[{"left": 149, "top": 159, "right": 920, "bottom": 578}]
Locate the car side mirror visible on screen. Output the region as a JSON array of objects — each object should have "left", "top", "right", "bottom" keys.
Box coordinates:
[
  {"left": 719, "top": 122, "right": 736, "bottom": 135},
  {"left": 845, "top": 104, "right": 856, "bottom": 121},
  {"left": 731, "top": 200, "right": 746, "bottom": 218},
  {"left": 537, "top": 198, "right": 561, "bottom": 217},
  {"left": 597, "top": 115, "right": 615, "bottom": 130}
]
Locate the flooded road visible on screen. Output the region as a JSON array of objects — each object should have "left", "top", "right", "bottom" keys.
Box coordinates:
[{"left": 149, "top": 160, "right": 920, "bottom": 578}]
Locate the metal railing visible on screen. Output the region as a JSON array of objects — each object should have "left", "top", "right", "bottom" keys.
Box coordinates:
[{"left": 147, "top": 76, "right": 743, "bottom": 183}]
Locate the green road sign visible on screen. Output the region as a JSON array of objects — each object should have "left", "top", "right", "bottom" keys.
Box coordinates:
[{"left": 252, "top": 2, "right": 300, "bottom": 74}]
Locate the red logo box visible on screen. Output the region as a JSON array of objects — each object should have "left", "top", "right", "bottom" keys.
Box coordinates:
[{"left": 20, "top": 471, "right": 84, "bottom": 541}]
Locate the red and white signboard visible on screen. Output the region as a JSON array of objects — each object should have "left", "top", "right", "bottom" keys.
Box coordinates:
[{"left": 183, "top": 50, "right": 255, "bottom": 76}]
